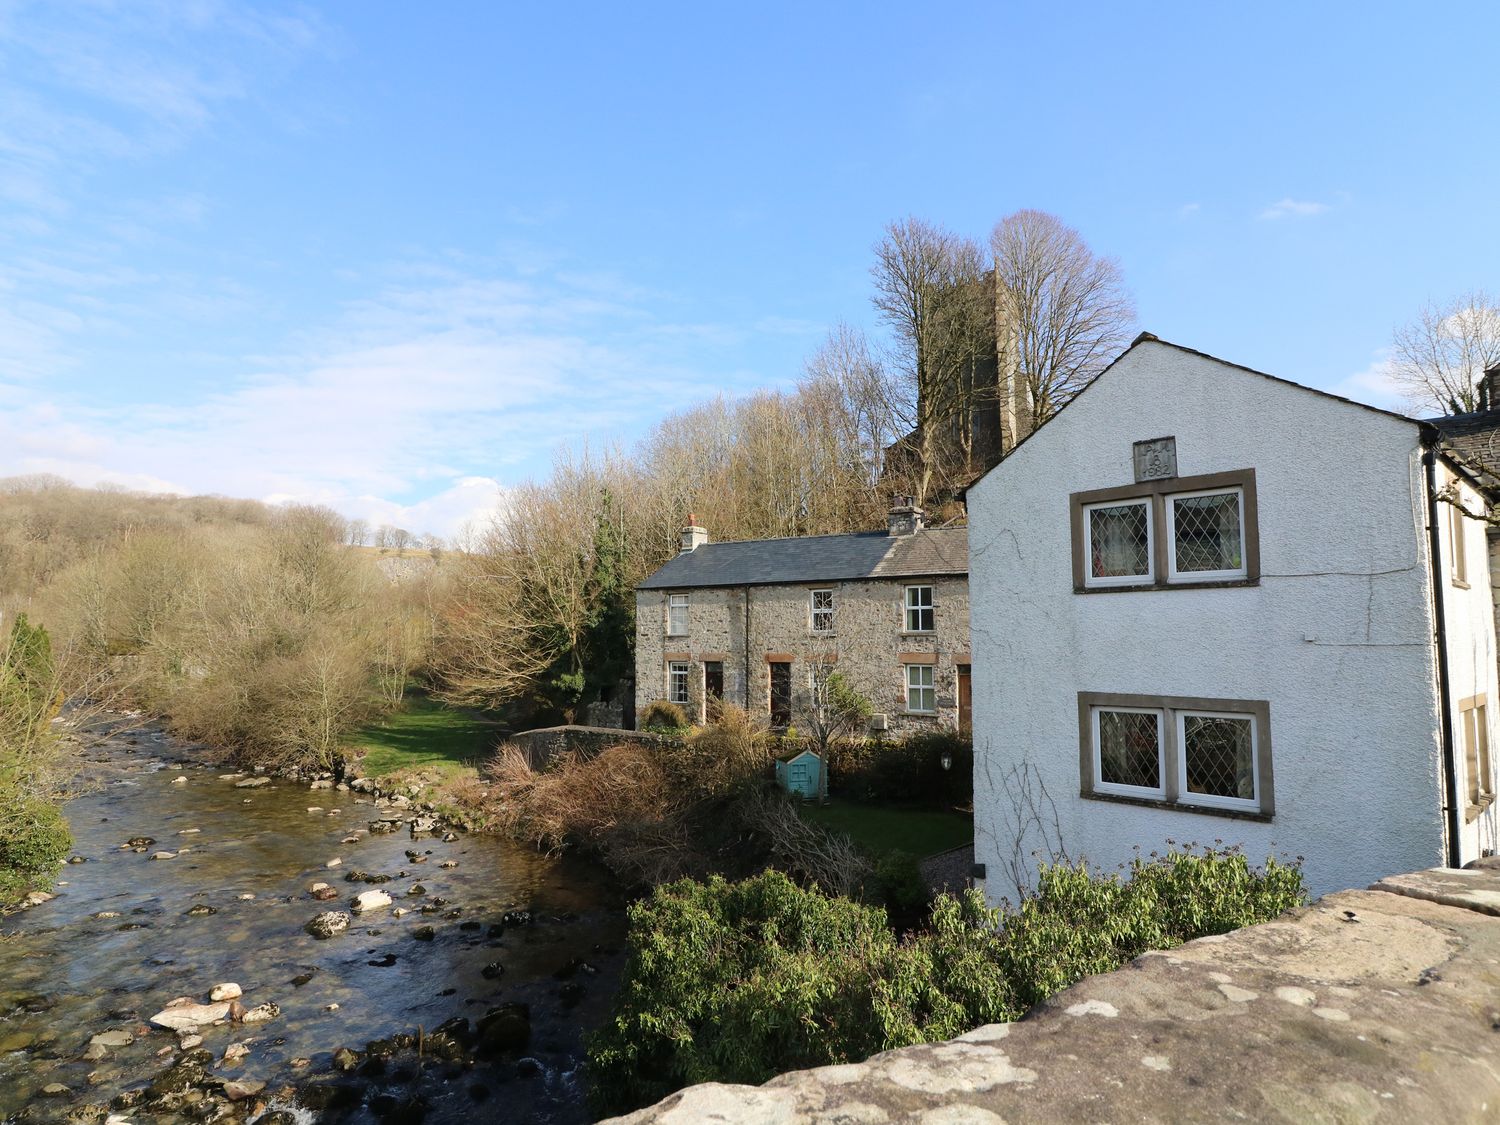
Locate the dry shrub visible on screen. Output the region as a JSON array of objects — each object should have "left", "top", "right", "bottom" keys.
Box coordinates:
[
  {"left": 486, "top": 743, "right": 698, "bottom": 884},
  {"left": 675, "top": 705, "right": 770, "bottom": 799},
  {"left": 736, "top": 785, "right": 872, "bottom": 898}
]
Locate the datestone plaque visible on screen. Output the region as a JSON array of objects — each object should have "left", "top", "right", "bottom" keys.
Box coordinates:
[{"left": 1133, "top": 436, "right": 1177, "bottom": 482}]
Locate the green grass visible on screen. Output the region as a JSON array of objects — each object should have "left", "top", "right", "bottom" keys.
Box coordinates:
[
  {"left": 349, "top": 694, "right": 497, "bottom": 778},
  {"left": 800, "top": 800, "right": 972, "bottom": 860}
]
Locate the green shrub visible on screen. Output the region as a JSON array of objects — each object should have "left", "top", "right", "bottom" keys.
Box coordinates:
[
  {"left": 588, "top": 848, "right": 1304, "bottom": 1114},
  {"left": 828, "top": 730, "right": 973, "bottom": 807},
  {"left": 586, "top": 870, "right": 1013, "bottom": 1114},
  {"left": 0, "top": 800, "right": 70, "bottom": 904},
  {"left": 639, "top": 699, "right": 689, "bottom": 734},
  {"left": 873, "top": 850, "right": 930, "bottom": 915}
]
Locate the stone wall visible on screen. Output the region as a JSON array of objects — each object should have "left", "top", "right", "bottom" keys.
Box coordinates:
[
  {"left": 607, "top": 861, "right": 1500, "bottom": 1123},
  {"left": 634, "top": 576, "right": 970, "bottom": 735},
  {"left": 508, "top": 725, "right": 673, "bottom": 772}
]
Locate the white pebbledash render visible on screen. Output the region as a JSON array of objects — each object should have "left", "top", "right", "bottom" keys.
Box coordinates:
[{"left": 967, "top": 334, "right": 1500, "bottom": 901}]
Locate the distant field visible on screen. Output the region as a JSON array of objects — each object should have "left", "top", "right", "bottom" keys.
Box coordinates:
[
  {"left": 801, "top": 801, "right": 972, "bottom": 859},
  {"left": 349, "top": 694, "right": 497, "bottom": 777}
]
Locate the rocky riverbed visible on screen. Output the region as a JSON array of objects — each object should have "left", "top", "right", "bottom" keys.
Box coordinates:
[{"left": 0, "top": 720, "right": 626, "bottom": 1124}]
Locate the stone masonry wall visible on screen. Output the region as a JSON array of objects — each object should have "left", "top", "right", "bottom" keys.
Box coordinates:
[
  {"left": 634, "top": 576, "right": 970, "bottom": 735},
  {"left": 608, "top": 861, "right": 1500, "bottom": 1124}
]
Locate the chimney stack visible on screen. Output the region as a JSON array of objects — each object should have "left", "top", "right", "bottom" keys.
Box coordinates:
[
  {"left": 680, "top": 514, "right": 708, "bottom": 554},
  {"left": 887, "top": 495, "right": 924, "bottom": 537},
  {"left": 1482, "top": 363, "right": 1500, "bottom": 412}
]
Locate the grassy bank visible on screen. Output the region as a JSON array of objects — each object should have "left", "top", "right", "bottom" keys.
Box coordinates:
[
  {"left": 346, "top": 694, "right": 497, "bottom": 778},
  {"left": 800, "top": 800, "right": 971, "bottom": 859}
]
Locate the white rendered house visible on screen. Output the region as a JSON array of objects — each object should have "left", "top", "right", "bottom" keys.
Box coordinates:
[{"left": 967, "top": 334, "right": 1499, "bottom": 902}]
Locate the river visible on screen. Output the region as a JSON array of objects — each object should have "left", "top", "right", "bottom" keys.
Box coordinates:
[{"left": 0, "top": 720, "right": 626, "bottom": 1123}]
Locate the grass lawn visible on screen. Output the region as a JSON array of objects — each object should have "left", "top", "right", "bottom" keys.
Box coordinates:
[
  {"left": 801, "top": 800, "right": 972, "bottom": 860},
  {"left": 349, "top": 694, "right": 498, "bottom": 778}
]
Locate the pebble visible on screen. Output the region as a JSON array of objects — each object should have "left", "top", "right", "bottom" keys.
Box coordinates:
[
  {"left": 305, "top": 911, "right": 351, "bottom": 939},
  {"left": 325, "top": 858, "right": 342, "bottom": 868},
  {"left": 235, "top": 777, "right": 271, "bottom": 789},
  {"left": 170, "top": 776, "right": 187, "bottom": 786},
  {"left": 222, "top": 1042, "right": 250, "bottom": 1064},
  {"left": 148, "top": 852, "right": 176, "bottom": 861},
  {"left": 89, "top": 1029, "right": 133, "bottom": 1049},
  {"left": 307, "top": 807, "right": 323, "bottom": 814},
  {"left": 241, "top": 1002, "right": 279, "bottom": 1024},
  {"left": 324, "top": 1003, "right": 340, "bottom": 1012},
  {"left": 237, "top": 892, "right": 255, "bottom": 900},
  {"left": 178, "top": 1033, "right": 203, "bottom": 1049},
  {"left": 209, "top": 983, "right": 242, "bottom": 1001},
  {"left": 352, "top": 890, "right": 393, "bottom": 913},
  {"left": 440, "top": 860, "right": 458, "bottom": 869},
  {"left": 40, "top": 1083, "right": 69, "bottom": 1097},
  {"left": 177, "top": 828, "right": 201, "bottom": 835}
]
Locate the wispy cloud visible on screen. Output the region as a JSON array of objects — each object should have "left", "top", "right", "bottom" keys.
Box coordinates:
[
  {"left": 0, "top": 262, "right": 774, "bottom": 537},
  {"left": 1325, "top": 348, "right": 1409, "bottom": 413},
  {"left": 1259, "top": 197, "right": 1330, "bottom": 221}
]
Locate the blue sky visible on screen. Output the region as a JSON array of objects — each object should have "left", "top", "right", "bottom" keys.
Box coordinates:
[{"left": 2, "top": 2, "right": 1497, "bottom": 537}]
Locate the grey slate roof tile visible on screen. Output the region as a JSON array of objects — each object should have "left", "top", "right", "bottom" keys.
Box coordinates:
[{"left": 637, "top": 527, "right": 968, "bottom": 589}]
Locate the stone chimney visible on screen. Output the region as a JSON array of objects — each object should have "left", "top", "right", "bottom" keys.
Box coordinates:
[
  {"left": 680, "top": 514, "right": 708, "bottom": 554},
  {"left": 1481, "top": 363, "right": 1500, "bottom": 412},
  {"left": 887, "top": 496, "right": 924, "bottom": 537}
]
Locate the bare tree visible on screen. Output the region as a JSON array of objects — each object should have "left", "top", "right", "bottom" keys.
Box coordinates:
[
  {"left": 346, "top": 519, "right": 370, "bottom": 548},
  {"left": 871, "top": 217, "right": 991, "bottom": 504},
  {"left": 1391, "top": 290, "right": 1500, "bottom": 415},
  {"left": 989, "top": 209, "right": 1136, "bottom": 432}
]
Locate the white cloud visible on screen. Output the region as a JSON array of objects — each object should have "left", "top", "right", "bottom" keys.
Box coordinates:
[
  {"left": 1177, "top": 202, "right": 1201, "bottom": 218},
  {"left": 0, "top": 264, "right": 762, "bottom": 537},
  {"left": 1259, "top": 198, "right": 1330, "bottom": 221},
  {"left": 1324, "top": 348, "right": 1410, "bottom": 413}
]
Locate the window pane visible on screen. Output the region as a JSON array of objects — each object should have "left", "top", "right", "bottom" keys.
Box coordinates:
[
  {"left": 669, "top": 662, "right": 689, "bottom": 705},
  {"left": 812, "top": 590, "right": 834, "bottom": 631},
  {"left": 906, "top": 587, "right": 934, "bottom": 631},
  {"left": 906, "top": 664, "right": 934, "bottom": 711},
  {"left": 1089, "top": 503, "right": 1150, "bottom": 579},
  {"left": 1182, "top": 714, "right": 1254, "bottom": 800},
  {"left": 1097, "top": 710, "right": 1161, "bottom": 789},
  {"left": 668, "top": 593, "right": 688, "bottom": 634},
  {"left": 770, "top": 662, "right": 792, "bottom": 726},
  {"left": 1172, "top": 492, "right": 1243, "bottom": 574}
]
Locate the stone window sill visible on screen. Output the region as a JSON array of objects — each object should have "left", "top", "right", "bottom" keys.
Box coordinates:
[
  {"left": 1081, "top": 789, "right": 1273, "bottom": 823},
  {"left": 1466, "top": 794, "right": 1495, "bottom": 822},
  {"left": 1075, "top": 578, "right": 1259, "bottom": 595},
  {"left": 899, "top": 631, "right": 936, "bottom": 638}
]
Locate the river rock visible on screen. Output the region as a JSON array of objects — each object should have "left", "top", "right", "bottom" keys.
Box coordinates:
[
  {"left": 149, "top": 1000, "right": 230, "bottom": 1031},
  {"left": 40, "top": 1082, "right": 70, "bottom": 1097},
  {"left": 209, "top": 983, "right": 241, "bottom": 1001},
  {"left": 184, "top": 904, "right": 216, "bottom": 917},
  {"left": 94, "top": 911, "right": 120, "bottom": 920},
  {"left": 234, "top": 777, "right": 271, "bottom": 789},
  {"left": 170, "top": 776, "right": 187, "bottom": 786},
  {"left": 90, "top": 1029, "right": 134, "bottom": 1049},
  {"left": 224, "top": 1078, "right": 265, "bottom": 1101},
  {"left": 391, "top": 907, "right": 410, "bottom": 918},
  {"left": 413, "top": 925, "right": 435, "bottom": 941},
  {"left": 475, "top": 1003, "right": 530, "bottom": 1055},
  {"left": 221, "top": 1041, "right": 250, "bottom": 1065},
  {"left": 67, "top": 855, "right": 88, "bottom": 864},
  {"left": 442, "top": 832, "right": 458, "bottom": 843},
  {"left": 409, "top": 816, "right": 437, "bottom": 836},
  {"left": 369, "top": 819, "right": 400, "bottom": 834},
  {"left": 178, "top": 1034, "right": 202, "bottom": 1049},
  {"left": 440, "top": 860, "right": 458, "bottom": 869},
  {"left": 310, "top": 884, "right": 338, "bottom": 901},
  {"left": 352, "top": 890, "right": 392, "bottom": 913},
  {"left": 310, "top": 779, "right": 334, "bottom": 790},
  {"left": 22, "top": 891, "right": 55, "bottom": 907},
  {"left": 125, "top": 837, "right": 155, "bottom": 848},
  {"left": 307, "top": 806, "right": 323, "bottom": 813},
  {"left": 240, "top": 1002, "right": 279, "bottom": 1023},
  {"left": 149, "top": 851, "right": 176, "bottom": 861},
  {"left": 305, "top": 911, "right": 350, "bottom": 939}
]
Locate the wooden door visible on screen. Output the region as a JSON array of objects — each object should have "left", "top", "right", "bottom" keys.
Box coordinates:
[{"left": 956, "top": 664, "right": 972, "bottom": 732}]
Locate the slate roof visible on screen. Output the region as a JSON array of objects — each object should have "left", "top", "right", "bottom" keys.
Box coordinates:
[
  {"left": 637, "top": 526, "right": 968, "bottom": 590},
  {"left": 1431, "top": 409, "right": 1500, "bottom": 489}
]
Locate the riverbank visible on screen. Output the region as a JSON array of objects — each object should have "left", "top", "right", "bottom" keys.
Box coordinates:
[{"left": 0, "top": 719, "right": 626, "bottom": 1123}]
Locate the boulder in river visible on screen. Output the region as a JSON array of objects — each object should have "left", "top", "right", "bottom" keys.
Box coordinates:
[
  {"left": 149, "top": 1000, "right": 231, "bottom": 1032},
  {"left": 240, "top": 1002, "right": 279, "bottom": 1024},
  {"left": 234, "top": 777, "right": 271, "bottom": 789},
  {"left": 148, "top": 851, "right": 176, "bottom": 861},
  {"left": 224, "top": 1078, "right": 266, "bottom": 1101},
  {"left": 208, "top": 983, "right": 241, "bottom": 1001},
  {"left": 305, "top": 911, "right": 351, "bottom": 939},
  {"left": 352, "top": 890, "right": 392, "bottom": 913}
]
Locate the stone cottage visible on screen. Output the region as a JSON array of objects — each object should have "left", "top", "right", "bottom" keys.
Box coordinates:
[
  {"left": 634, "top": 502, "right": 970, "bottom": 734},
  {"left": 967, "top": 333, "right": 1500, "bottom": 901}
]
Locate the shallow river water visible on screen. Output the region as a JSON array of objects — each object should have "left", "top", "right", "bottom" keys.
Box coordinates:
[{"left": 0, "top": 721, "right": 626, "bottom": 1123}]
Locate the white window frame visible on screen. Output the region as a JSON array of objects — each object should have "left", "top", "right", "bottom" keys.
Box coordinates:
[
  {"left": 1082, "top": 497, "right": 1154, "bottom": 588},
  {"left": 1175, "top": 709, "right": 1259, "bottom": 813},
  {"left": 1165, "top": 486, "right": 1247, "bottom": 584},
  {"left": 667, "top": 593, "right": 689, "bottom": 636},
  {"left": 1451, "top": 502, "right": 1469, "bottom": 587},
  {"left": 1462, "top": 695, "right": 1493, "bottom": 815},
  {"left": 810, "top": 588, "right": 834, "bottom": 634},
  {"left": 905, "top": 663, "right": 936, "bottom": 713},
  {"left": 904, "top": 585, "right": 935, "bottom": 633},
  {"left": 668, "top": 661, "right": 690, "bottom": 706},
  {"left": 1091, "top": 706, "right": 1166, "bottom": 799}
]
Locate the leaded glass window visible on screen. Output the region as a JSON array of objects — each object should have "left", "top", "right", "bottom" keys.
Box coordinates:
[
  {"left": 1096, "top": 708, "right": 1163, "bottom": 793},
  {"left": 1085, "top": 500, "right": 1151, "bottom": 585},
  {"left": 1179, "top": 712, "right": 1256, "bottom": 806},
  {"left": 1169, "top": 489, "right": 1245, "bottom": 579}
]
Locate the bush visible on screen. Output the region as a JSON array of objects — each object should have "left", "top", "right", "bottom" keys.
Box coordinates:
[
  {"left": 587, "top": 870, "right": 1013, "bottom": 1114},
  {"left": 0, "top": 800, "right": 70, "bottom": 904},
  {"left": 873, "top": 850, "right": 931, "bottom": 915},
  {"left": 828, "top": 730, "right": 973, "bottom": 807},
  {"left": 639, "top": 699, "right": 689, "bottom": 734},
  {"left": 588, "top": 847, "right": 1304, "bottom": 1114}
]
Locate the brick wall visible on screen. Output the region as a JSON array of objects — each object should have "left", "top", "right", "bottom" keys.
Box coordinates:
[{"left": 634, "top": 576, "right": 970, "bottom": 734}]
